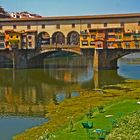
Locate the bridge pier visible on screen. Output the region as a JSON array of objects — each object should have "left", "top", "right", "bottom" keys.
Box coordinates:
[
  {"left": 93, "top": 49, "right": 118, "bottom": 71},
  {"left": 11, "top": 50, "right": 44, "bottom": 69},
  {"left": 13, "top": 50, "right": 28, "bottom": 69}
]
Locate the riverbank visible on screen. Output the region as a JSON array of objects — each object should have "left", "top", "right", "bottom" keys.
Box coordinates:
[
  {"left": 53, "top": 99, "right": 140, "bottom": 140},
  {"left": 13, "top": 79, "right": 140, "bottom": 140},
  {"left": 107, "top": 110, "right": 140, "bottom": 140}
]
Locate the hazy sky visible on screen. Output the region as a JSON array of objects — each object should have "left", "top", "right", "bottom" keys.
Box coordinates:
[{"left": 0, "top": 0, "right": 140, "bottom": 16}]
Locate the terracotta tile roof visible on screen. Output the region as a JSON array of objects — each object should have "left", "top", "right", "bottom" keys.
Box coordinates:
[{"left": 0, "top": 13, "right": 140, "bottom": 22}]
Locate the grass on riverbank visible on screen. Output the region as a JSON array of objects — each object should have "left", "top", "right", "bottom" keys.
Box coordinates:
[
  {"left": 13, "top": 79, "right": 140, "bottom": 140},
  {"left": 52, "top": 100, "right": 140, "bottom": 140}
]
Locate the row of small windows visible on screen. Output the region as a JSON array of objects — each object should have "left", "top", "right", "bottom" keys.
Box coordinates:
[{"left": 0, "top": 22, "right": 139, "bottom": 30}]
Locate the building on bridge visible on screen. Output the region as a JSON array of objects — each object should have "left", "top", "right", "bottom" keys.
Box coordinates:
[{"left": 0, "top": 13, "right": 139, "bottom": 50}]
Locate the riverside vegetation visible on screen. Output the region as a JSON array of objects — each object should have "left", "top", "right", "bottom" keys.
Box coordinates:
[{"left": 13, "top": 79, "right": 140, "bottom": 140}]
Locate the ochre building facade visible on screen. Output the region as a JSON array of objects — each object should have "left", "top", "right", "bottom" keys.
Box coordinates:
[{"left": 0, "top": 13, "right": 140, "bottom": 50}]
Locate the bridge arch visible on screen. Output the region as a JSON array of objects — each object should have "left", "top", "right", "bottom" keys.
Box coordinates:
[
  {"left": 67, "top": 31, "right": 80, "bottom": 45},
  {"left": 52, "top": 32, "right": 65, "bottom": 45},
  {"left": 38, "top": 31, "right": 50, "bottom": 47},
  {"left": 94, "top": 49, "right": 140, "bottom": 70}
]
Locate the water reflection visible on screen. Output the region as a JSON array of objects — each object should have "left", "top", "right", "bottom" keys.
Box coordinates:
[
  {"left": 0, "top": 116, "right": 47, "bottom": 140},
  {"left": 0, "top": 55, "right": 132, "bottom": 139},
  {"left": 118, "top": 53, "right": 140, "bottom": 79},
  {"left": 0, "top": 56, "right": 127, "bottom": 117}
]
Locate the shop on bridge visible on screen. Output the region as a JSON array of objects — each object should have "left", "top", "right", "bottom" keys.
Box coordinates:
[
  {"left": 4, "top": 30, "right": 37, "bottom": 50},
  {"left": 0, "top": 32, "right": 5, "bottom": 49}
]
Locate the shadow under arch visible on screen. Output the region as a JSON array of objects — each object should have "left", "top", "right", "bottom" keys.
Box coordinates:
[
  {"left": 37, "top": 31, "right": 50, "bottom": 47},
  {"left": 0, "top": 55, "right": 13, "bottom": 68},
  {"left": 52, "top": 31, "right": 65, "bottom": 45},
  {"left": 28, "top": 49, "right": 82, "bottom": 68},
  {"left": 67, "top": 31, "right": 80, "bottom": 45}
]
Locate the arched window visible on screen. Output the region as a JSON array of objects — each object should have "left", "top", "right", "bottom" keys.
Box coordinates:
[
  {"left": 38, "top": 32, "right": 50, "bottom": 47},
  {"left": 52, "top": 32, "right": 65, "bottom": 45},
  {"left": 67, "top": 31, "right": 79, "bottom": 45}
]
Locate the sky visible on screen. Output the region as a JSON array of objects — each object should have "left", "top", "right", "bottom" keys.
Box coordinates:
[{"left": 0, "top": 0, "right": 140, "bottom": 17}]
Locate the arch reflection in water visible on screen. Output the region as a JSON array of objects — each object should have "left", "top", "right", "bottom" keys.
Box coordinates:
[
  {"left": 118, "top": 53, "right": 140, "bottom": 79},
  {"left": 0, "top": 55, "right": 126, "bottom": 116}
]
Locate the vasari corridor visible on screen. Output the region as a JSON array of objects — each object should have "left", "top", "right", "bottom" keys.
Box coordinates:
[{"left": 0, "top": 0, "right": 140, "bottom": 140}]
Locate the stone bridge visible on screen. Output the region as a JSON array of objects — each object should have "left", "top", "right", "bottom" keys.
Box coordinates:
[
  {"left": 0, "top": 46, "right": 140, "bottom": 70},
  {"left": 93, "top": 48, "right": 140, "bottom": 70},
  {"left": 0, "top": 45, "right": 82, "bottom": 68}
]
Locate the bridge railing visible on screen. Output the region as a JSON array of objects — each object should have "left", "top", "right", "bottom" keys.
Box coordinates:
[{"left": 40, "top": 45, "right": 80, "bottom": 51}]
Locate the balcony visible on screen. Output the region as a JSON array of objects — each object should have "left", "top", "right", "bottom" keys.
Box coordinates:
[
  {"left": 123, "top": 33, "right": 132, "bottom": 41},
  {"left": 115, "top": 35, "right": 123, "bottom": 42},
  {"left": 133, "top": 34, "right": 140, "bottom": 41},
  {"left": 96, "top": 33, "right": 105, "bottom": 40},
  {"left": 107, "top": 34, "right": 116, "bottom": 41}
]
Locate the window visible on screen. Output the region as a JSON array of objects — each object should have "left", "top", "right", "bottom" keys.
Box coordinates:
[
  {"left": 104, "top": 23, "right": 107, "bottom": 27},
  {"left": 97, "top": 42, "right": 103, "bottom": 48},
  {"left": 42, "top": 24, "right": 45, "bottom": 29},
  {"left": 120, "top": 22, "right": 124, "bottom": 27},
  {"left": 27, "top": 25, "right": 31, "bottom": 29},
  {"left": 0, "top": 25, "right": 2, "bottom": 30},
  {"left": 72, "top": 24, "right": 75, "bottom": 28},
  {"left": 125, "top": 42, "right": 130, "bottom": 48},
  {"left": 10, "top": 36, "right": 13, "bottom": 38},
  {"left": 82, "top": 41, "right": 88, "bottom": 46},
  {"left": 16, "top": 35, "right": 19, "bottom": 38},
  {"left": 90, "top": 41, "right": 95, "bottom": 46},
  {"left": 97, "top": 44, "right": 102, "bottom": 48},
  {"left": 115, "top": 29, "right": 122, "bottom": 33},
  {"left": 56, "top": 24, "right": 60, "bottom": 29},
  {"left": 22, "top": 42, "right": 26, "bottom": 47},
  {"left": 108, "top": 35, "right": 115, "bottom": 38},
  {"left": 116, "top": 35, "right": 122, "bottom": 40},
  {"left": 91, "top": 35, "right": 96, "bottom": 39},
  {"left": 108, "top": 29, "right": 113, "bottom": 32},
  {"left": 107, "top": 42, "right": 113, "bottom": 46},
  {"left": 28, "top": 42, "right": 32, "bottom": 48},
  {"left": 0, "top": 36, "right": 4, "bottom": 41},
  {"left": 124, "top": 34, "right": 131, "bottom": 38},
  {"left": 28, "top": 36, "right": 32, "bottom": 40},
  {"left": 83, "top": 35, "right": 87, "bottom": 39},
  {"left": 0, "top": 43, "right": 5, "bottom": 48},
  {"left": 135, "top": 41, "right": 139, "bottom": 48},
  {"left": 117, "top": 42, "right": 122, "bottom": 48},
  {"left": 134, "top": 34, "right": 140, "bottom": 39},
  {"left": 13, "top": 25, "right": 16, "bottom": 29},
  {"left": 87, "top": 24, "right": 91, "bottom": 28}
]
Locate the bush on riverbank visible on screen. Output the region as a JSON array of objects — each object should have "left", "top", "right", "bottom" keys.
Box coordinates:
[{"left": 107, "top": 110, "right": 140, "bottom": 140}]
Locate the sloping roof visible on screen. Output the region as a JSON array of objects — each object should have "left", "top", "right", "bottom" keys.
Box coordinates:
[
  {"left": 0, "top": 13, "right": 11, "bottom": 18},
  {"left": 0, "top": 13, "right": 140, "bottom": 22}
]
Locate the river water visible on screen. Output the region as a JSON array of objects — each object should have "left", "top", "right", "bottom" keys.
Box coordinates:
[{"left": 0, "top": 53, "right": 140, "bottom": 140}]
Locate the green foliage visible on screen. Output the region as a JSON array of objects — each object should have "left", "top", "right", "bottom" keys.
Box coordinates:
[
  {"left": 37, "top": 130, "right": 56, "bottom": 140},
  {"left": 97, "top": 105, "right": 105, "bottom": 113},
  {"left": 107, "top": 110, "right": 140, "bottom": 140}
]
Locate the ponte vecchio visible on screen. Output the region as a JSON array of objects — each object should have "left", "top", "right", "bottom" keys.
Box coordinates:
[{"left": 0, "top": 13, "right": 140, "bottom": 70}]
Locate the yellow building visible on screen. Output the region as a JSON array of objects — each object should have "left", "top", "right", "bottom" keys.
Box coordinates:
[
  {"left": 5, "top": 30, "right": 21, "bottom": 49},
  {"left": 21, "top": 30, "right": 37, "bottom": 49}
]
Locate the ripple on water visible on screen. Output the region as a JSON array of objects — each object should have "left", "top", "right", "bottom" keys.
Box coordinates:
[{"left": 0, "top": 116, "right": 48, "bottom": 140}]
